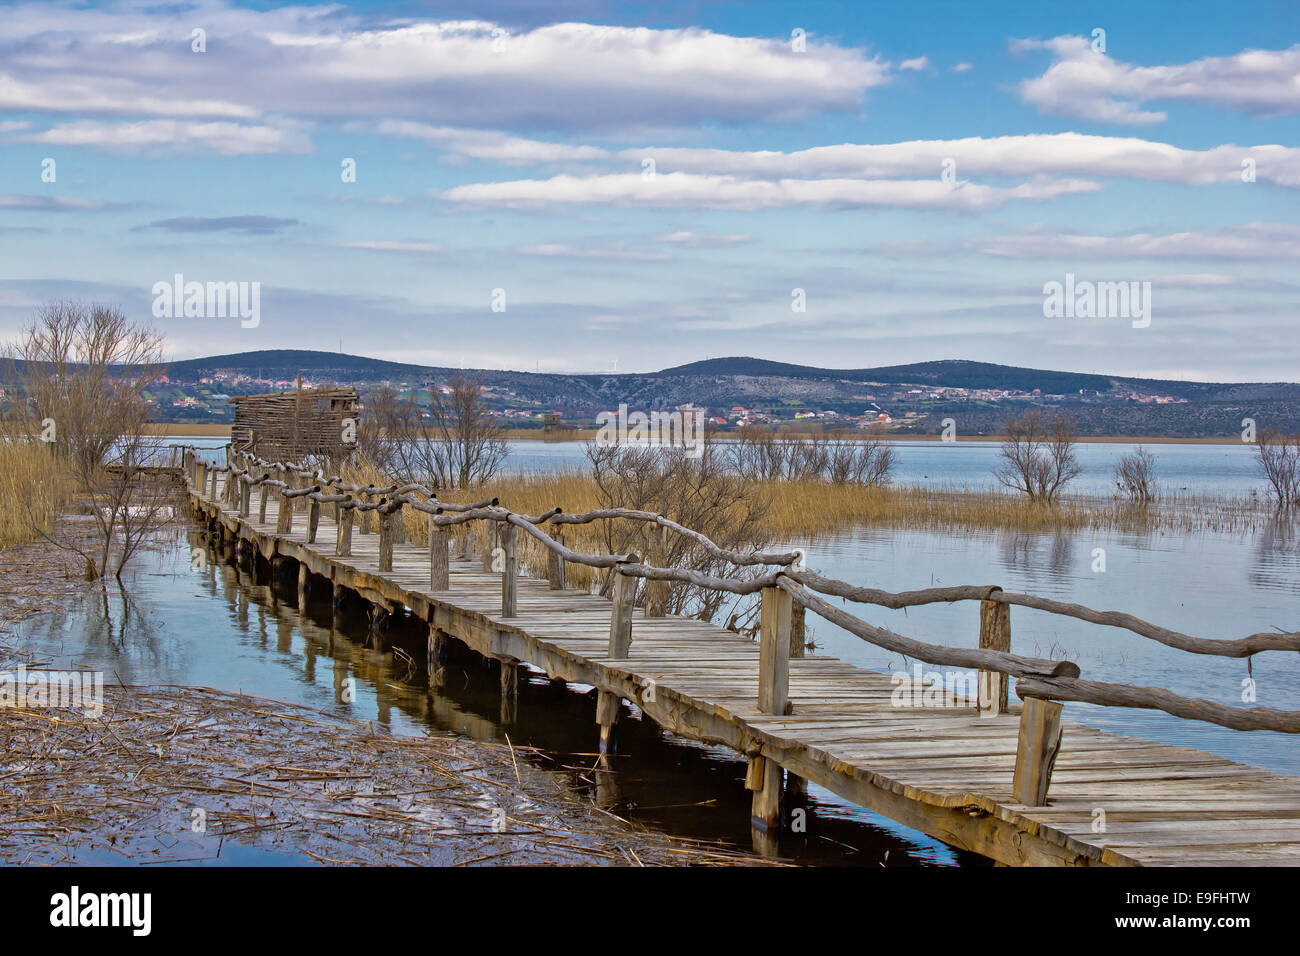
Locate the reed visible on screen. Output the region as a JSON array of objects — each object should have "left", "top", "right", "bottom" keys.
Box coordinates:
[{"left": 0, "top": 441, "right": 74, "bottom": 551}]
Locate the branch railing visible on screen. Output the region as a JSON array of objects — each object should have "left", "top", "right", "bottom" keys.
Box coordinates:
[{"left": 184, "top": 446, "right": 1300, "bottom": 811}]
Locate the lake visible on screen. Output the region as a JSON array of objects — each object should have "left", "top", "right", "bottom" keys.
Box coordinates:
[{"left": 180, "top": 437, "right": 1270, "bottom": 498}]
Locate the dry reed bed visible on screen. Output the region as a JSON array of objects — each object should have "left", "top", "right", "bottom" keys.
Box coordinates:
[
  {"left": 0, "top": 442, "right": 73, "bottom": 551},
  {"left": 0, "top": 684, "right": 772, "bottom": 866}
]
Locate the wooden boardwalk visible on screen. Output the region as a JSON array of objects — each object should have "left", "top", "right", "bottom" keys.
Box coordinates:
[{"left": 189, "top": 471, "right": 1300, "bottom": 867}]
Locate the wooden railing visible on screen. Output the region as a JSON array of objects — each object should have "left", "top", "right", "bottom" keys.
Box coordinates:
[{"left": 182, "top": 446, "right": 1300, "bottom": 813}]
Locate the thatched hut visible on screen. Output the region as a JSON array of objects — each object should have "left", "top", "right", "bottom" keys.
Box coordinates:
[{"left": 230, "top": 386, "right": 359, "bottom": 460}]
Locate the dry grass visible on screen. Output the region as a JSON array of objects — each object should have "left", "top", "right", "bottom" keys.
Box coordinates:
[
  {"left": 0, "top": 684, "right": 772, "bottom": 866},
  {"left": 475, "top": 472, "right": 1280, "bottom": 539},
  {"left": 753, "top": 480, "right": 1279, "bottom": 536},
  {"left": 0, "top": 442, "right": 74, "bottom": 551}
]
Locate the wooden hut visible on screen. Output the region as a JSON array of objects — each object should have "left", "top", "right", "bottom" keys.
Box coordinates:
[{"left": 230, "top": 386, "right": 359, "bottom": 460}]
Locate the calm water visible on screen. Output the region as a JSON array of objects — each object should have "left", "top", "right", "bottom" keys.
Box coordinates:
[
  {"left": 13, "top": 532, "right": 964, "bottom": 866},
  {"left": 95, "top": 437, "right": 1294, "bottom": 863},
  {"left": 783, "top": 521, "right": 1300, "bottom": 776},
  {"left": 184, "top": 437, "right": 1269, "bottom": 498}
]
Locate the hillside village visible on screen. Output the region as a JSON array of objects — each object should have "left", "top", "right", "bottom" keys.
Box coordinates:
[{"left": 147, "top": 361, "right": 1199, "bottom": 436}]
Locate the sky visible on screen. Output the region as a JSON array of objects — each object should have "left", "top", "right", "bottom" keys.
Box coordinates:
[{"left": 0, "top": 0, "right": 1297, "bottom": 381}]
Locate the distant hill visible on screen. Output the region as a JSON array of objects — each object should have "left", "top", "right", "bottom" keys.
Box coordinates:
[{"left": 10, "top": 351, "right": 1299, "bottom": 437}]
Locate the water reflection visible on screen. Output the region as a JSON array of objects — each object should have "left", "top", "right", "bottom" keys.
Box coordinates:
[{"left": 14, "top": 528, "right": 969, "bottom": 867}]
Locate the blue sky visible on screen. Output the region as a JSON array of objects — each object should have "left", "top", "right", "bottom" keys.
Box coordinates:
[{"left": 1, "top": 0, "right": 1297, "bottom": 379}]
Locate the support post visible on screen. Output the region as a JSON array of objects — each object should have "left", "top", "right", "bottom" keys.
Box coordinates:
[
  {"left": 607, "top": 563, "right": 637, "bottom": 659},
  {"left": 547, "top": 531, "right": 565, "bottom": 590},
  {"left": 209, "top": 468, "right": 219, "bottom": 500},
  {"left": 239, "top": 478, "right": 251, "bottom": 516},
  {"left": 378, "top": 506, "right": 394, "bottom": 572},
  {"left": 747, "top": 755, "right": 782, "bottom": 830},
  {"left": 481, "top": 520, "right": 497, "bottom": 572},
  {"left": 645, "top": 523, "right": 668, "bottom": 616},
  {"left": 789, "top": 602, "right": 806, "bottom": 659},
  {"left": 758, "top": 585, "right": 792, "bottom": 716},
  {"left": 596, "top": 689, "right": 621, "bottom": 754},
  {"left": 1012, "top": 696, "right": 1064, "bottom": 806},
  {"left": 500, "top": 521, "right": 517, "bottom": 617},
  {"left": 276, "top": 491, "right": 293, "bottom": 534},
  {"left": 307, "top": 498, "right": 321, "bottom": 544},
  {"left": 258, "top": 484, "right": 269, "bottom": 524},
  {"left": 427, "top": 625, "right": 447, "bottom": 691},
  {"left": 297, "top": 563, "right": 309, "bottom": 607},
  {"left": 978, "top": 590, "right": 1011, "bottom": 716},
  {"left": 336, "top": 506, "right": 354, "bottom": 557},
  {"left": 430, "top": 523, "right": 449, "bottom": 590}
]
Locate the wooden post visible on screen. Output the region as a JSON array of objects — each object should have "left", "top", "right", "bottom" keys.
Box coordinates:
[
  {"left": 393, "top": 506, "right": 405, "bottom": 545},
  {"left": 378, "top": 507, "right": 394, "bottom": 572},
  {"left": 258, "top": 484, "right": 270, "bottom": 524},
  {"left": 607, "top": 564, "right": 636, "bottom": 659},
  {"left": 979, "top": 590, "right": 1011, "bottom": 716},
  {"left": 481, "top": 520, "right": 497, "bottom": 572},
  {"left": 747, "top": 755, "right": 782, "bottom": 830},
  {"left": 789, "top": 602, "right": 806, "bottom": 659},
  {"left": 276, "top": 490, "right": 293, "bottom": 534},
  {"left": 430, "top": 523, "right": 449, "bottom": 590},
  {"left": 645, "top": 523, "right": 668, "bottom": 616},
  {"left": 547, "top": 531, "right": 565, "bottom": 590},
  {"left": 500, "top": 521, "right": 517, "bottom": 617},
  {"left": 337, "top": 506, "right": 354, "bottom": 557},
  {"left": 758, "top": 585, "right": 791, "bottom": 716},
  {"left": 596, "top": 689, "right": 621, "bottom": 754},
  {"left": 1012, "top": 697, "right": 1064, "bottom": 806},
  {"left": 427, "top": 625, "right": 447, "bottom": 691},
  {"left": 209, "top": 467, "right": 219, "bottom": 500},
  {"left": 307, "top": 498, "right": 321, "bottom": 544},
  {"left": 358, "top": 491, "right": 372, "bottom": 534}
]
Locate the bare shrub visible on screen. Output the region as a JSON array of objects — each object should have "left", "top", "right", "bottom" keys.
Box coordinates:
[
  {"left": 585, "top": 440, "right": 771, "bottom": 625},
  {"left": 729, "top": 426, "right": 894, "bottom": 485},
  {"left": 359, "top": 376, "right": 508, "bottom": 490},
  {"left": 1256, "top": 430, "right": 1300, "bottom": 509},
  {"left": 2, "top": 301, "right": 169, "bottom": 577},
  {"left": 1114, "top": 446, "right": 1158, "bottom": 502},
  {"left": 994, "top": 408, "right": 1082, "bottom": 503}
]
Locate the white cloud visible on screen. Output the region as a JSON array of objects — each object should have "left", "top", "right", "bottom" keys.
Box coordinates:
[
  {"left": 899, "top": 56, "right": 928, "bottom": 71},
  {"left": 371, "top": 121, "right": 609, "bottom": 164},
  {"left": 17, "top": 119, "right": 311, "bottom": 155},
  {"left": 329, "top": 241, "right": 442, "bottom": 254},
  {"left": 952, "top": 62, "right": 973, "bottom": 73},
  {"left": 972, "top": 223, "right": 1300, "bottom": 260},
  {"left": 1013, "top": 36, "right": 1300, "bottom": 124},
  {"left": 0, "top": 3, "right": 891, "bottom": 136},
  {"left": 516, "top": 243, "right": 670, "bottom": 261},
  {"left": 441, "top": 171, "right": 1099, "bottom": 211},
  {"left": 0, "top": 193, "right": 112, "bottom": 211},
  {"left": 619, "top": 133, "right": 1300, "bottom": 187},
  {"left": 654, "top": 232, "right": 755, "bottom": 247}
]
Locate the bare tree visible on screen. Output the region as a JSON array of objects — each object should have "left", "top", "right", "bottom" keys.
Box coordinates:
[
  {"left": 1255, "top": 430, "right": 1300, "bottom": 509},
  {"left": 3, "top": 301, "right": 169, "bottom": 579},
  {"left": 585, "top": 440, "right": 771, "bottom": 625},
  {"left": 729, "top": 426, "right": 895, "bottom": 485},
  {"left": 1114, "top": 446, "right": 1158, "bottom": 502},
  {"left": 994, "top": 408, "right": 1082, "bottom": 503},
  {"left": 359, "top": 377, "right": 508, "bottom": 490}
]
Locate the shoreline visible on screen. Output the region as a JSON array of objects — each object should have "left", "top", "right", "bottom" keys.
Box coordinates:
[{"left": 149, "top": 423, "right": 1250, "bottom": 446}]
